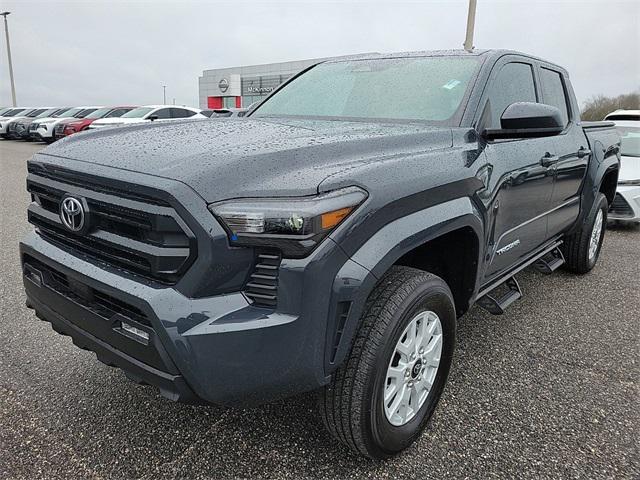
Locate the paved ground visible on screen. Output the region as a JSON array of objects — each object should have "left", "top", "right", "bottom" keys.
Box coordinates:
[{"left": 0, "top": 140, "right": 638, "bottom": 480}]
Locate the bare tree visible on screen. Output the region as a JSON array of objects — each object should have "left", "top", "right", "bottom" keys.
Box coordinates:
[{"left": 581, "top": 91, "right": 640, "bottom": 121}]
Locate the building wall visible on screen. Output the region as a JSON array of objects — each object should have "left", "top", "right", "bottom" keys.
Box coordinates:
[{"left": 198, "top": 55, "right": 368, "bottom": 109}]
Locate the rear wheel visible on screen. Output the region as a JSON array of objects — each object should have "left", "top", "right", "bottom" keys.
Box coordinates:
[
  {"left": 562, "top": 192, "right": 608, "bottom": 274},
  {"left": 319, "top": 266, "right": 456, "bottom": 459}
]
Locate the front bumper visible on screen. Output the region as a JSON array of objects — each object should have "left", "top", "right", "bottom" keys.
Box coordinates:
[
  {"left": 609, "top": 185, "right": 640, "bottom": 223},
  {"left": 35, "top": 124, "right": 55, "bottom": 140},
  {"left": 21, "top": 228, "right": 359, "bottom": 406}
]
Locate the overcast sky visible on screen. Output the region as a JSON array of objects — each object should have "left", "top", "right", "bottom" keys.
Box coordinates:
[{"left": 0, "top": 0, "right": 638, "bottom": 109}]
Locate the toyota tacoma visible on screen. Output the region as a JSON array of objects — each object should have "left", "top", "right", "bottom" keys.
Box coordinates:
[{"left": 21, "top": 49, "right": 620, "bottom": 458}]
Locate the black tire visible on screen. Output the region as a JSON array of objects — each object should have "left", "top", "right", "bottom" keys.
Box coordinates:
[
  {"left": 562, "top": 192, "right": 608, "bottom": 274},
  {"left": 319, "top": 266, "right": 456, "bottom": 459}
]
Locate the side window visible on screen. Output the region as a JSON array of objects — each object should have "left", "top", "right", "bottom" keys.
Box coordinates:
[
  {"left": 171, "top": 108, "right": 196, "bottom": 118},
  {"left": 487, "top": 62, "right": 537, "bottom": 129},
  {"left": 153, "top": 108, "right": 172, "bottom": 119},
  {"left": 106, "top": 108, "right": 129, "bottom": 118},
  {"left": 540, "top": 67, "right": 569, "bottom": 127}
]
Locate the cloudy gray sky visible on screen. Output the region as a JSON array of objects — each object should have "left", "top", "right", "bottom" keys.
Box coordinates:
[{"left": 0, "top": 0, "right": 638, "bottom": 109}]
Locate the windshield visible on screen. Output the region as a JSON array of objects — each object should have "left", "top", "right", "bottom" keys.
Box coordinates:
[
  {"left": 27, "top": 109, "right": 46, "bottom": 117},
  {"left": 74, "top": 108, "right": 96, "bottom": 118},
  {"left": 36, "top": 108, "right": 59, "bottom": 118},
  {"left": 120, "top": 107, "right": 154, "bottom": 118},
  {"left": 84, "top": 107, "right": 112, "bottom": 119},
  {"left": 617, "top": 126, "right": 640, "bottom": 157},
  {"left": 51, "top": 108, "right": 72, "bottom": 117},
  {"left": 3, "top": 108, "right": 25, "bottom": 116},
  {"left": 58, "top": 107, "right": 83, "bottom": 118},
  {"left": 253, "top": 57, "right": 480, "bottom": 123}
]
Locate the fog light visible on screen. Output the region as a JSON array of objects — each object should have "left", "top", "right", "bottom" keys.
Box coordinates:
[{"left": 121, "top": 322, "right": 150, "bottom": 343}]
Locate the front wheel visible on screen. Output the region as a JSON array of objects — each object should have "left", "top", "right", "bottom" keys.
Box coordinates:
[{"left": 319, "top": 266, "right": 456, "bottom": 459}]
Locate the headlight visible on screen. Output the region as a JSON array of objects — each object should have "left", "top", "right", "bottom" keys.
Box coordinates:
[
  {"left": 209, "top": 186, "right": 367, "bottom": 258},
  {"left": 618, "top": 179, "right": 640, "bottom": 186}
]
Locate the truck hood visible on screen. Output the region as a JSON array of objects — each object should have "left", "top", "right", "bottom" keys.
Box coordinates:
[
  {"left": 38, "top": 117, "right": 452, "bottom": 202},
  {"left": 619, "top": 155, "right": 640, "bottom": 181}
]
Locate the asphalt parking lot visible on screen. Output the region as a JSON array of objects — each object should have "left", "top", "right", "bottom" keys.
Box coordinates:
[{"left": 0, "top": 140, "right": 638, "bottom": 480}]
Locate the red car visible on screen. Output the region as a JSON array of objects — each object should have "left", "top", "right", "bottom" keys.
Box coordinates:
[{"left": 54, "top": 106, "right": 136, "bottom": 139}]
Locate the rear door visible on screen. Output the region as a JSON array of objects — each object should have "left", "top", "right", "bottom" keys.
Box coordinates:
[
  {"left": 479, "top": 58, "right": 557, "bottom": 281},
  {"left": 539, "top": 66, "right": 590, "bottom": 236}
]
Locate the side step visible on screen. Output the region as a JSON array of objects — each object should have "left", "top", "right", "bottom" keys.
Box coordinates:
[
  {"left": 476, "top": 276, "right": 522, "bottom": 315},
  {"left": 533, "top": 246, "right": 565, "bottom": 274}
]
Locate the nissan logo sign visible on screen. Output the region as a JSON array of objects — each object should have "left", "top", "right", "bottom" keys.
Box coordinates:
[
  {"left": 59, "top": 196, "right": 86, "bottom": 232},
  {"left": 218, "top": 78, "right": 229, "bottom": 93}
]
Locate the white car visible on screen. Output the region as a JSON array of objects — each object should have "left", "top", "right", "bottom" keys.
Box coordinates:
[
  {"left": 605, "top": 110, "right": 640, "bottom": 223},
  {"left": 31, "top": 106, "right": 102, "bottom": 143},
  {"left": 88, "top": 105, "right": 204, "bottom": 129}
]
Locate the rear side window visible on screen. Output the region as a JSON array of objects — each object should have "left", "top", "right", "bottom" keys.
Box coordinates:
[
  {"left": 486, "top": 62, "right": 537, "bottom": 129},
  {"left": 171, "top": 108, "right": 196, "bottom": 118},
  {"left": 540, "top": 67, "right": 570, "bottom": 127}
]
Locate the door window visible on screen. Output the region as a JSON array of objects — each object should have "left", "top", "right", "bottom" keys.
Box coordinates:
[
  {"left": 153, "top": 108, "right": 172, "bottom": 119},
  {"left": 540, "top": 67, "right": 570, "bottom": 127},
  {"left": 170, "top": 108, "right": 196, "bottom": 118},
  {"left": 486, "top": 62, "right": 537, "bottom": 129}
]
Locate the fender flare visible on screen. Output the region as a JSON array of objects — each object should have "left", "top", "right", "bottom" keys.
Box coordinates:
[{"left": 324, "top": 197, "right": 484, "bottom": 374}]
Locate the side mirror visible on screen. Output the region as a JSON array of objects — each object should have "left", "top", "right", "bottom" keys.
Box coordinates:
[
  {"left": 148, "top": 115, "right": 158, "bottom": 122},
  {"left": 484, "top": 102, "right": 564, "bottom": 140}
]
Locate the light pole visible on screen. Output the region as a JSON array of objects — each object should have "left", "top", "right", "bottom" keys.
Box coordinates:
[
  {"left": 463, "top": 0, "right": 477, "bottom": 52},
  {"left": 1, "top": 11, "right": 17, "bottom": 106},
  {"left": 162, "top": 85, "right": 166, "bottom": 104}
]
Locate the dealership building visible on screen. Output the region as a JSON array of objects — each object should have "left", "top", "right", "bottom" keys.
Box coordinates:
[{"left": 198, "top": 54, "right": 364, "bottom": 109}]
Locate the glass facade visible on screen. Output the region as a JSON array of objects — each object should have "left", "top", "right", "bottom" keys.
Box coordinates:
[{"left": 241, "top": 74, "right": 293, "bottom": 108}]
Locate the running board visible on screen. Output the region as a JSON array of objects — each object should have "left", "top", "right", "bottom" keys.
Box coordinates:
[
  {"left": 476, "top": 276, "right": 522, "bottom": 315},
  {"left": 476, "top": 239, "right": 564, "bottom": 315},
  {"left": 533, "top": 247, "right": 565, "bottom": 274}
]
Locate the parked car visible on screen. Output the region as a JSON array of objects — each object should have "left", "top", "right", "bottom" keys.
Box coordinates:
[
  {"left": 20, "top": 49, "right": 620, "bottom": 459},
  {"left": 201, "top": 108, "right": 247, "bottom": 118},
  {"left": 11, "top": 108, "right": 72, "bottom": 140},
  {"left": 605, "top": 109, "right": 640, "bottom": 122},
  {"left": 606, "top": 110, "right": 640, "bottom": 223},
  {"left": 53, "top": 106, "right": 137, "bottom": 139},
  {"left": 30, "top": 106, "right": 101, "bottom": 143},
  {"left": 88, "top": 105, "right": 204, "bottom": 129},
  {"left": 0, "top": 108, "right": 48, "bottom": 138}
]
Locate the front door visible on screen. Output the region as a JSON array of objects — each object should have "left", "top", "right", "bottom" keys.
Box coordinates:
[{"left": 478, "top": 59, "right": 557, "bottom": 282}]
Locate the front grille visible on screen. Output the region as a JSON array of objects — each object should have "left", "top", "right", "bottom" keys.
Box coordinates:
[
  {"left": 23, "top": 254, "right": 151, "bottom": 327},
  {"left": 244, "top": 252, "right": 281, "bottom": 307},
  {"left": 54, "top": 124, "right": 65, "bottom": 135},
  {"left": 8, "top": 122, "right": 17, "bottom": 132},
  {"left": 27, "top": 164, "right": 195, "bottom": 283},
  {"left": 609, "top": 193, "right": 634, "bottom": 218},
  {"left": 29, "top": 123, "right": 38, "bottom": 132}
]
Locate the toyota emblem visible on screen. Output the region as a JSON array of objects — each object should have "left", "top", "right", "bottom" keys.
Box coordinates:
[{"left": 60, "top": 197, "right": 85, "bottom": 232}]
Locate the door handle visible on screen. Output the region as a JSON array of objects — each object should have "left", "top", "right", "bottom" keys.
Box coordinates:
[
  {"left": 540, "top": 152, "right": 559, "bottom": 168},
  {"left": 577, "top": 147, "right": 592, "bottom": 158}
]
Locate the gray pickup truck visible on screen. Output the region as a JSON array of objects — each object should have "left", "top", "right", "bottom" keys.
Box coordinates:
[{"left": 21, "top": 49, "right": 620, "bottom": 458}]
